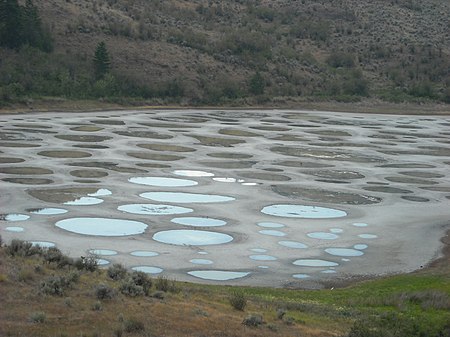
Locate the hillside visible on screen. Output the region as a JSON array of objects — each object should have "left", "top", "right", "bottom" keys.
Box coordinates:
[
  {"left": 1, "top": 0, "right": 450, "bottom": 106},
  {"left": 0, "top": 238, "right": 449, "bottom": 336}
]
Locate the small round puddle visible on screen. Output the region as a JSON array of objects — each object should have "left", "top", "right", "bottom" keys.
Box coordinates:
[
  {"left": 293, "top": 274, "right": 311, "bottom": 279},
  {"left": 258, "top": 230, "right": 286, "bottom": 237},
  {"left": 118, "top": 204, "right": 193, "bottom": 215},
  {"left": 96, "top": 259, "right": 110, "bottom": 265},
  {"left": 153, "top": 230, "right": 233, "bottom": 246},
  {"left": 171, "top": 217, "right": 226, "bottom": 227},
  {"left": 293, "top": 259, "right": 339, "bottom": 267},
  {"left": 213, "top": 177, "right": 236, "bottom": 183},
  {"left": 358, "top": 234, "right": 378, "bottom": 239},
  {"left": 173, "top": 170, "right": 214, "bottom": 177},
  {"left": 5, "top": 226, "right": 24, "bottom": 232},
  {"left": 89, "top": 249, "right": 118, "bottom": 256},
  {"left": 329, "top": 228, "right": 343, "bottom": 233},
  {"left": 88, "top": 189, "right": 112, "bottom": 197},
  {"left": 307, "top": 232, "right": 339, "bottom": 240},
  {"left": 261, "top": 204, "right": 347, "bottom": 218},
  {"left": 2, "top": 213, "right": 30, "bottom": 221},
  {"left": 321, "top": 270, "right": 337, "bottom": 274},
  {"left": 140, "top": 192, "right": 235, "bottom": 203},
  {"left": 249, "top": 255, "right": 277, "bottom": 261},
  {"left": 28, "top": 208, "right": 68, "bottom": 215},
  {"left": 129, "top": 177, "right": 198, "bottom": 187},
  {"left": 250, "top": 248, "right": 268, "bottom": 253},
  {"left": 31, "top": 241, "right": 56, "bottom": 248},
  {"left": 278, "top": 241, "right": 308, "bottom": 249},
  {"left": 188, "top": 270, "right": 250, "bottom": 281},
  {"left": 325, "top": 248, "right": 364, "bottom": 257},
  {"left": 132, "top": 266, "right": 163, "bottom": 274},
  {"left": 55, "top": 218, "right": 148, "bottom": 236},
  {"left": 130, "top": 251, "right": 159, "bottom": 257},
  {"left": 354, "top": 244, "right": 368, "bottom": 250},
  {"left": 190, "top": 259, "right": 213, "bottom": 265},
  {"left": 352, "top": 223, "right": 368, "bottom": 227},
  {"left": 64, "top": 197, "right": 103, "bottom": 206},
  {"left": 257, "top": 222, "right": 285, "bottom": 228}
]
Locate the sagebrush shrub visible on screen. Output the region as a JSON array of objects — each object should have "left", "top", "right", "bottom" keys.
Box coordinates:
[
  {"left": 108, "top": 264, "right": 128, "bottom": 281},
  {"left": 229, "top": 289, "right": 247, "bottom": 311},
  {"left": 95, "top": 283, "right": 116, "bottom": 300}
]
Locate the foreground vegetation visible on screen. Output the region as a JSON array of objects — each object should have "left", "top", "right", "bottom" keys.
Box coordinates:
[
  {"left": 1, "top": 238, "right": 449, "bottom": 337},
  {"left": 1, "top": 0, "right": 450, "bottom": 107}
]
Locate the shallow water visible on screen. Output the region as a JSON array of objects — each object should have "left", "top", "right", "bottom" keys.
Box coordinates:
[
  {"left": 278, "top": 241, "right": 308, "bottom": 249},
  {"left": 3, "top": 214, "right": 30, "bottom": 221},
  {"left": 358, "top": 234, "right": 378, "bottom": 239},
  {"left": 293, "top": 274, "right": 311, "bottom": 279},
  {"left": 307, "top": 232, "right": 339, "bottom": 240},
  {"left": 188, "top": 270, "right": 250, "bottom": 281},
  {"left": 132, "top": 266, "right": 163, "bottom": 274},
  {"left": 293, "top": 259, "right": 339, "bottom": 267},
  {"left": 153, "top": 230, "right": 233, "bottom": 246},
  {"left": 249, "top": 255, "right": 277, "bottom": 261},
  {"left": 258, "top": 230, "right": 286, "bottom": 237},
  {"left": 171, "top": 217, "right": 226, "bottom": 227},
  {"left": 130, "top": 251, "right": 159, "bottom": 257},
  {"left": 29, "top": 208, "right": 68, "bottom": 215},
  {"left": 190, "top": 259, "right": 214, "bottom": 265},
  {"left": 31, "top": 241, "right": 56, "bottom": 248},
  {"left": 325, "top": 248, "right": 364, "bottom": 257},
  {"left": 129, "top": 177, "right": 198, "bottom": 187},
  {"left": 5, "top": 226, "right": 25, "bottom": 232},
  {"left": 257, "top": 222, "right": 285, "bottom": 228},
  {"left": 64, "top": 197, "right": 104, "bottom": 206},
  {"left": 89, "top": 249, "right": 117, "bottom": 256},
  {"left": 55, "top": 217, "right": 148, "bottom": 236},
  {"left": 173, "top": 170, "right": 214, "bottom": 177},
  {"left": 261, "top": 204, "right": 347, "bottom": 218}
]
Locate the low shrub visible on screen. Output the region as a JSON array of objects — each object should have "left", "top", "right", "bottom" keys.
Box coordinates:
[
  {"left": 6, "top": 240, "right": 41, "bottom": 257},
  {"left": 242, "top": 314, "right": 263, "bottom": 327},
  {"left": 123, "top": 318, "right": 145, "bottom": 333},
  {"left": 91, "top": 301, "right": 103, "bottom": 311},
  {"left": 131, "top": 271, "right": 152, "bottom": 295},
  {"left": 155, "top": 275, "right": 178, "bottom": 293},
  {"left": 107, "top": 264, "right": 128, "bottom": 281},
  {"left": 229, "top": 289, "right": 247, "bottom": 311},
  {"left": 119, "top": 278, "right": 144, "bottom": 297},
  {"left": 39, "top": 274, "right": 76, "bottom": 296},
  {"left": 95, "top": 283, "right": 116, "bottom": 300},
  {"left": 29, "top": 311, "right": 46, "bottom": 323},
  {"left": 74, "top": 255, "right": 98, "bottom": 272}
]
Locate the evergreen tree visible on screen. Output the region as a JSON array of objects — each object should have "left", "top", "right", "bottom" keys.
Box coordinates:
[
  {"left": 249, "top": 72, "right": 265, "bottom": 95},
  {"left": 93, "top": 41, "right": 111, "bottom": 80},
  {"left": 0, "top": 0, "right": 23, "bottom": 49},
  {"left": 21, "top": 0, "right": 52, "bottom": 52}
]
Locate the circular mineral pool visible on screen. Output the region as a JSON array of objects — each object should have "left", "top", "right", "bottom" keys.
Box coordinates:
[
  {"left": 249, "top": 255, "right": 277, "bottom": 261},
  {"left": 132, "top": 266, "right": 163, "bottom": 274},
  {"left": 358, "top": 234, "right": 378, "bottom": 239},
  {"left": 258, "top": 230, "right": 286, "bottom": 237},
  {"left": 96, "top": 259, "right": 110, "bottom": 266},
  {"left": 258, "top": 265, "right": 269, "bottom": 269},
  {"left": 153, "top": 230, "right": 233, "bottom": 246},
  {"left": 88, "top": 188, "right": 112, "bottom": 197},
  {"left": 118, "top": 204, "right": 193, "bottom": 215},
  {"left": 242, "top": 182, "right": 259, "bottom": 186},
  {"left": 5, "top": 226, "right": 24, "bottom": 232},
  {"left": 250, "top": 248, "right": 268, "bottom": 253},
  {"left": 329, "top": 228, "right": 344, "bottom": 233},
  {"left": 293, "top": 274, "right": 311, "bottom": 279},
  {"left": 88, "top": 249, "right": 117, "bottom": 256},
  {"left": 130, "top": 251, "right": 159, "bottom": 257},
  {"left": 31, "top": 241, "right": 56, "bottom": 248},
  {"left": 261, "top": 204, "right": 347, "bottom": 219},
  {"left": 293, "top": 259, "right": 339, "bottom": 267},
  {"left": 3, "top": 214, "right": 30, "bottom": 221},
  {"left": 171, "top": 217, "right": 226, "bottom": 227},
  {"left": 352, "top": 223, "right": 368, "bottom": 227},
  {"left": 307, "top": 232, "right": 339, "bottom": 240},
  {"left": 321, "top": 269, "right": 337, "bottom": 274},
  {"left": 257, "top": 222, "right": 285, "bottom": 228},
  {"left": 64, "top": 197, "right": 104, "bottom": 206},
  {"left": 213, "top": 177, "right": 236, "bottom": 183},
  {"left": 190, "top": 259, "right": 213, "bottom": 265},
  {"left": 55, "top": 218, "right": 148, "bottom": 236},
  {"left": 325, "top": 248, "right": 364, "bottom": 257},
  {"left": 198, "top": 251, "right": 208, "bottom": 255},
  {"left": 278, "top": 241, "right": 308, "bottom": 249},
  {"left": 173, "top": 170, "right": 214, "bottom": 177},
  {"left": 140, "top": 192, "right": 235, "bottom": 203},
  {"left": 128, "top": 177, "right": 198, "bottom": 187},
  {"left": 354, "top": 244, "right": 368, "bottom": 250},
  {"left": 29, "top": 208, "right": 68, "bottom": 215},
  {"left": 187, "top": 270, "right": 250, "bottom": 281}
]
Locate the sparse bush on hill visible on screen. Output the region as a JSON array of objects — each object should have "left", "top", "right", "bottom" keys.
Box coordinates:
[
  {"left": 107, "top": 263, "right": 128, "bottom": 281},
  {"left": 95, "top": 283, "right": 116, "bottom": 300},
  {"left": 119, "top": 278, "right": 145, "bottom": 297},
  {"left": 229, "top": 289, "right": 247, "bottom": 311}
]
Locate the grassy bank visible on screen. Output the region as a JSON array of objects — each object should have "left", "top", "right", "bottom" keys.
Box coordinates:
[{"left": 0, "top": 237, "right": 449, "bottom": 337}]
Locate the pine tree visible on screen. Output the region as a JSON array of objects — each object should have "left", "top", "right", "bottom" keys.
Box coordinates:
[
  {"left": 93, "top": 41, "right": 111, "bottom": 80},
  {"left": 0, "top": 0, "right": 23, "bottom": 49}
]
